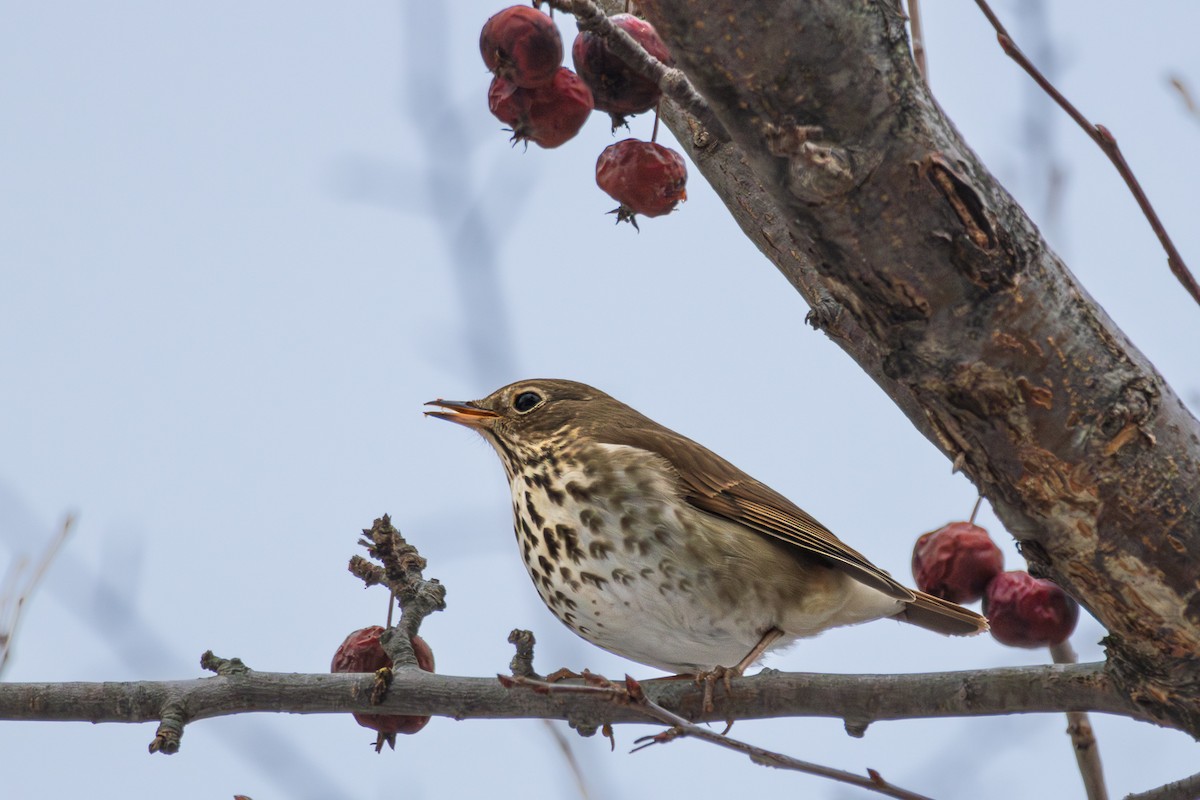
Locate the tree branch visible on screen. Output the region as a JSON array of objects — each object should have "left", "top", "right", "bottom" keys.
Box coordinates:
[
  {"left": 0, "top": 662, "right": 1153, "bottom": 735},
  {"left": 612, "top": 0, "right": 1200, "bottom": 738}
]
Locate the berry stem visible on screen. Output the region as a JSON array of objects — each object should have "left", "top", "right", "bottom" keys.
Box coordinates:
[
  {"left": 968, "top": 494, "right": 983, "bottom": 525},
  {"left": 651, "top": 101, "right": 661, "bottom": 142}
]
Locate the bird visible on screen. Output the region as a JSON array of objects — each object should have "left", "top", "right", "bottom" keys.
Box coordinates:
[{"left": 426, "top": 379, "right": 986, "bottom": 674}]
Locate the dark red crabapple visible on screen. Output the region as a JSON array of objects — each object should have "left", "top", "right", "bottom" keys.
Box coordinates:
[
  {"left": 983, "top": 571, "right": 1080, "bottom": 648},
  {"left": 331, "top": 626, "right": 435, "bottom": 744},
  {"left": 595, "top": 139, "right": 687, "bottom": 227},
  {"left": 480, "top": 5, "right": 563, "bottom": 88},
  {"left": 488, "top": 67, "right": 594, "bottom": 149},
  {"left": 911, "top": 521, "right": 1004, "bottom": 604},
  {"left": 572, "top": 14, "right": 672, "bottom": 125}
]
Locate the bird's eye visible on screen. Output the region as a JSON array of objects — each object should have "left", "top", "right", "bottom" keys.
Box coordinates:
[{"left": 513, "top": 391, "right": 543, "bottom": 413}]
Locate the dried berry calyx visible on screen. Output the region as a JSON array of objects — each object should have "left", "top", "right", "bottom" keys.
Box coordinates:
[
  {"left": 595, "top": 138, "right": 687, "bottom": 227},
  {"left": 480, "top": 5, "right": 563, "bottom": 88},
  {"left": 911, "top": 521, "right": 1004, "bottom": 604},
  {"left": 488, "top": 67, "right": 594, "bottom": 149},
  {"left": 331, "top": 626, "right": 435, "bottom": 749},
  {"left": 572, "top": 14, "right": 672, "bottom": 126},
  {"left": 983, "top": 571, "right": 1080, "bottom": 648}
]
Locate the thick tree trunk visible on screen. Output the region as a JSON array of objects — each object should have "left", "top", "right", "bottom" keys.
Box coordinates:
[{"left": 628, "top": 0, "right": 1200, "bottom": 736}]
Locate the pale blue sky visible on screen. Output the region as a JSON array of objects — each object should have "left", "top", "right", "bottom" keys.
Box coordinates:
[{"left": 2, "top": 2, "right": 1198, "bottom": 798}]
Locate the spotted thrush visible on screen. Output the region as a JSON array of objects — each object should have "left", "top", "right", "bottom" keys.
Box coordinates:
[{"left": 426, "top": 379, "right": 986, "bottom": 673}]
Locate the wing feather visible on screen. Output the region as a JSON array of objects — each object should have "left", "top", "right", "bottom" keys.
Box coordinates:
[{"left": 598, "top": 422, "right": 914, "bottom": 601}]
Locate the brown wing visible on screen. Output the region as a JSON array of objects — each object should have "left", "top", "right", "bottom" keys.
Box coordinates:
[{"left": 599, "top": 421, "right": 915, "bottom": 601}]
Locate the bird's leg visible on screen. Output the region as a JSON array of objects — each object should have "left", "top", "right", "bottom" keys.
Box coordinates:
[
  {"left": 733, "top": 626, "right": 784, "bottom": 674},
  {"left": 696, "top": 627, "right": 784, "bottom": 713}
]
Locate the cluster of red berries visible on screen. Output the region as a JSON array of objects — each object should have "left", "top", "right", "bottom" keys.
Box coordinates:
[
  {"left": 330, "top": 626, "right": 435, "bottom": 750},
  {"left": 480, "top": 5, "right": 687, "bottom": 226},
  {"left": 912, "top": 521, "right": 1079, "bottom": 648}
]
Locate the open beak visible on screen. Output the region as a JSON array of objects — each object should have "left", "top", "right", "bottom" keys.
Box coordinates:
[{"left": 424, "top": 399, "right": 500, "bottom": 428}]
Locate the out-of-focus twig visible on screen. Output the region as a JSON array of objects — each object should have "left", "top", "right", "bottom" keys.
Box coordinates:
[
  {"left": 1050, "top": 640, "right": 1108, "bottom": 800},
  {"left": 973, "top": 0, "right": 1200, "bottom": 309},
  {"left": 543, "top": 720, "right": 594, "bottom": 800},
  {"left": 1168, "top": 74, "right": 1200, "bottom": 124},
  {"left": 0, "top": 514, "right": 74, "bottom": 675}
]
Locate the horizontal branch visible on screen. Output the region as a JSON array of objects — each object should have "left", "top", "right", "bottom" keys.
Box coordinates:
[{"left": 0, "top": 662, "right": 1154, "bottom": 737}]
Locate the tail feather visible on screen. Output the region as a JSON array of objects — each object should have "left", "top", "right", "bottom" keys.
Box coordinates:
[{"left": 894, "top": 590, "right": 988, "bottom": 636}]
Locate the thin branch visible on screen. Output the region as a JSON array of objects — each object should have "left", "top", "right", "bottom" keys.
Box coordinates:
[
  {"left": 1051, "top": 641, "right": 1108, "bottom": 800},
  {"left": 907, "top": 0, "right": 927, "bottom": 81},
  {"left": 506, "top": 673, "right": 932, "bottom": 800},
  {"left": 973, "top": 0, "right": 1200, "bottom": 309},
  {"left": 0, "top": 661, "right": 1152, "bottom": 730},
  {"left": 545, "top": 0, "right": 729, "bottom": 141},
  {"left": 1125, "top": 771, "right": 1200, "bottom": 800}
]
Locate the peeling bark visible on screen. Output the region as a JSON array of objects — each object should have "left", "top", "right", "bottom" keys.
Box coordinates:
[{"left": 618, "top": 0, "right": 1200, "bottom": 736}]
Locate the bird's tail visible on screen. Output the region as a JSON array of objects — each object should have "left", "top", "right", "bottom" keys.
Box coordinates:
[{"left": 894, "top": 590, "right": 989, "bottom": 636}]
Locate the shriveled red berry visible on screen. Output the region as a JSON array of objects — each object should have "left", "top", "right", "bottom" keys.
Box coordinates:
[
  {"left": 572, "top": 14, "right": 672, "bottom": 125},
  {"left": 480, "top": 5, "right": 563, "bottom": 88},
  {"left": 488, "top": 67, "right": 594, "bottom": 149},
  {"left": 983, "top": 571, "right": 1079, "bottom": 648},
  {"left": 912, "top": 521, "right": 1004, "bottom": 604},
  {"left": 595, "top": 139, "right": 687, "bottom": 227},
  {"left": 331, "top": 626, "right": 435, "bottom": 746}
]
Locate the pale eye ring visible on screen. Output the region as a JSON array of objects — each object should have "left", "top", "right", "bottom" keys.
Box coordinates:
[{"left": 513, "top": 391, "right": 543, "bottom": 413}]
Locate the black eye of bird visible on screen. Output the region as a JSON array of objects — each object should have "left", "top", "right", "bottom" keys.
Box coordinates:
[{"left": 513, "top": 391, "right": 543, "bottom": 413}]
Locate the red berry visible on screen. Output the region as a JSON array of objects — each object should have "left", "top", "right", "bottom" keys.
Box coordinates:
[
  {"left": 488, "top": 67, "right": 594, "bottom": 149},
  {"left": 595, "top": 139, "right": 687, "bottom": 226},
  {"left": 911, "top": 521, "right": 1004, "bottom": 603},
  {"left": 480, "top": 5, "right": 563, "bottom": 88},
  {"left": 572, "top": 14, "right": 672, "bottom": 124},
  {"left": 331, "top": 626, "right": 435, "bottom": 743},
  {"left": 983, "top": 571, "right": 1080, "bottom": 648}
]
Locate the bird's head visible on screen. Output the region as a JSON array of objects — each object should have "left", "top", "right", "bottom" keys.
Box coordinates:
[{"left": 425, "top": 379, "right": 623, "bottom": 454}]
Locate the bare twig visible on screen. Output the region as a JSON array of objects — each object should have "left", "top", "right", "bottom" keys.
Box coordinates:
[
  {"left": 1125, "top": 770, "right": 1200, "bottom": 800},
  {"left": 0, "top": 514, "right": 75, "bottom": 675},
  {"left": 544, "top": 0, "right": 729, "bottom": 141},
  {"left": 973, "top": 0, "right": 1200, "bottom": 309},
  {"left": 907, "top": 0, "right": 927, "bottom": 80},
  {"left": 505, "top": 673, "right": 932, "bottom": 800},
  {"left": 354, "top": 515, "right": 447, "bottom": 668},
  {"left": 1051, "top": 641, "right": 1108, "bottom": 800}
]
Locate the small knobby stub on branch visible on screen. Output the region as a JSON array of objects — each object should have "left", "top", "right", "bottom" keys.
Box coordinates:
[
  {"left": 351, "top": 514, "right": 447, "bottom": 668},
  {"left": 508, "top": 628, "right": 540, "bottom": 679}
]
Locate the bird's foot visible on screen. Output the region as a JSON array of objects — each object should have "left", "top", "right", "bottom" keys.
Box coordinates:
[{"left": 693, "top": 665, "right": 738, "bottom": 715}]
